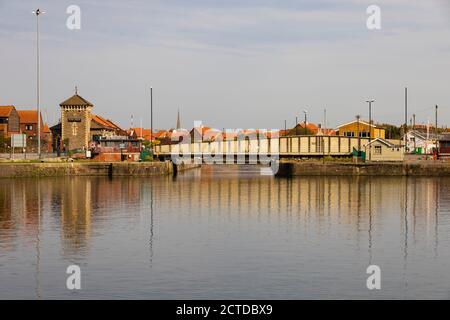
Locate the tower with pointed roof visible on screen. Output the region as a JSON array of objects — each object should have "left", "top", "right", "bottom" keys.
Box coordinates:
[{"left": 60, "top": 87, "right": 93, "bottom": 150}]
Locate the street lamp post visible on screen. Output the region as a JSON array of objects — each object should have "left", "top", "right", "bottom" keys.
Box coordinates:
[
  {"left": 366, "top": 99, "right": 375, "bottom": 161},
  {"left": 150, "top": 86, "right": 153, "bottom": 156},
  {"left": 33, "top": 8, "right": 45, "bottom": 159}
]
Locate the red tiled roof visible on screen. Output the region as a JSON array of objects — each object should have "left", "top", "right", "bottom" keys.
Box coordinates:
[
  {"left": 92, "top": 114, "right": 123, "bottom": 131},
  {"left": 129, "top": 127, "right": 153, "bottom": 139},
  {"left": 43, "top": 124, "right": 51, "bottom": 133},
  {"left": 321, "top": 128, "right": 336, "bottom": 135},
  {"left": 297, "top": 122, "right": 319, "bottom": 131},
  {"left": 155, "top": 130, "right": 171, "bottom": 139},
  {"left": 17, "top": 110, "right": 39, "bottom": 124},
  {"left": 0, "top": 106, "right": 15, "bottom": 117}
]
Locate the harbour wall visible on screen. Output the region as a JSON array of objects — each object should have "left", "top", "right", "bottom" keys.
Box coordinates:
[
  {"left": 0, "top": 161, "right": 200, "bottom": 178},
  {"left": 276, "top": 161, "right": 450, "bottom": 177}
]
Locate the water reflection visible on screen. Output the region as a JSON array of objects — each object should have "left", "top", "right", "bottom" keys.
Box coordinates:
[
  {"left": 0, "top": 166, "right": 449, "bottom": 299},
  {"left": 0, "top": 173, "right": 445, "bottom": 259}
]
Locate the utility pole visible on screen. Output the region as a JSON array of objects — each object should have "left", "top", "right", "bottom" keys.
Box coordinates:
[
  {"left": 150, "top": 86, "right": 153, "bottom": 154},
  {"left": 33, "top": 8, "right": 45, "bottom": 159},
  {"left": 413, "top": 113, "right": 416, "bottom": 151},
  {"left": 366, "top": 99, "right": 375, "bottom": 161},
  {"left": 295, "top": 116, "right": 298, "bottom": 135},
  {"left": 322, "top": 109, "right": 326, "bottom": 163},
  {"left": 404, "top": 87, "right": 408, "bottom": 152},
  {"left": 435, "top": 105, "right": 438, "bottom": 158},
  {"left": 303, "top": 109, "right": 308, "bottom": 135},
  {"left": 356, "top": 115, "right": 361, "bottom": 153}
]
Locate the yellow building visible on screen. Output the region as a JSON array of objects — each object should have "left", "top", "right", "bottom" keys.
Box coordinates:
[{"left": 337, "top": 120, "right": 385, "bottom": 139}]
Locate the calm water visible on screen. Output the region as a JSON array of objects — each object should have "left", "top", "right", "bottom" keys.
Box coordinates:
[{"left": 1, "top": 165, "right": 450, "bottom": 299}]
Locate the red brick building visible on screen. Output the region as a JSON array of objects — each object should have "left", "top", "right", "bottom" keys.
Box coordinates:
[
  {"left": 0, "top": 105, "right": 20, "bottom": 137},
  {"left": 16, "top": 110, "right": 52, "bottom": 152}
]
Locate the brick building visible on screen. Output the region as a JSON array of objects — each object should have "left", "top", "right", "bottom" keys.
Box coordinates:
[
  {"left": 16, "top": 110, "right": 44, "bottom": 137},
  {"left": 60, "top": 91, "right": 94, "bottom": 151},
  {"left": 0, "top": 105, "right": 20, "bottom": 137}
]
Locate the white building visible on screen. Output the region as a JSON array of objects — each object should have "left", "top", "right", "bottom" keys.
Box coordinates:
[{"left": 404, "top": 130, "right": 439, "bottom": 154}]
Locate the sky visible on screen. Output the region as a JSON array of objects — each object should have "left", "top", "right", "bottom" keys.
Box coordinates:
[{"left": 1, "top": 0, "right": 450, "bottom": 130}]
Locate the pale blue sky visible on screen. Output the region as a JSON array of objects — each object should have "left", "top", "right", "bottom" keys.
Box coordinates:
[{"left": 1, "top": 0, "right": 450, "bottom": 130}]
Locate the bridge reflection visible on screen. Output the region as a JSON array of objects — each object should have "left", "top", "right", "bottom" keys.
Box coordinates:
[{"left": 0, "top": 170, "right": 445, "bottom": 260}]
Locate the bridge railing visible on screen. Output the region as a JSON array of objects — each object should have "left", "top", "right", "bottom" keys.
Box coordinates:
[{"left": 154, "top": 136, "right": 370, "bottom": 156}]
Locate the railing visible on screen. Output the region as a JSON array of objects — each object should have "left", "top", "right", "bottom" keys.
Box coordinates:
[
  {"left": 154, "top": 136, "right": 371, "bottom": 156},
  {"left": 439, "top": 147, "right": 450, "bottom": 154},
  {"left": 93, "top": 146, "right": 141, "bottom": 153}
]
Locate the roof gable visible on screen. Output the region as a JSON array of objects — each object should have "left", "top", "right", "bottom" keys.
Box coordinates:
[
  {"left": 17, "top": 110, "right": 39, "bottom": 124},
  {"left": 337, "top": 120, "right": 378, "bottom": 129},
  {"left": 91, "top": 114, "right": 124, "bottom": 132},
  {"left": 366, "top": 138, "right": 402, "bottom": 147},
  {"left": 0, "top": 105, "right": 15, "bottom": 117},
  {"left": 60, "top": 94, "right": 93, "bottom": 107}
]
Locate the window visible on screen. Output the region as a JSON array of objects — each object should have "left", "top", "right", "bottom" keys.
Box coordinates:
[
  {"left": 344, "top": 132, "right": 354, "bottom": 137},
  {"left": 25, "top": 125, "right": 33, "bottom": 130},
  {"left": 359, "top": 131, "right": 369, "bottom": 138},
  {"left": 72, "top": 122, "right": 78, "bottom": 136},
  {"left": 374, "top": 146, "right": 382, "bottom": 154}
]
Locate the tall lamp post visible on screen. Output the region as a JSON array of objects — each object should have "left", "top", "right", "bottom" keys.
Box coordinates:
[
  {"left": 366, "top": 99, "right": 375, "bottom": 161},
  {"left": 150, "top": 86, "right": 153, "bottom": 155},
  {"left": 33, "top": 8, "right": 45, "bottom": 158}
]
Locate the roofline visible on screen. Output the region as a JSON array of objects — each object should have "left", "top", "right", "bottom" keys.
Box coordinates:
[
  {"left": 366, "top": 137, "right": 404, "bottom": 148},
  {"left": 337, "top": 120, "right": 378, "bottom": 129},
  {"left": 59, "top": 94, "right": 94, "bottom": 107}
]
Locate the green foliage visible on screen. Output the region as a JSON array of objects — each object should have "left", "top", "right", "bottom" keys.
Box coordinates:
[
  {"left": 379, "top": 123, "right": 402, "bottom": 139},
  {"left": 142, "top": 140, "right": 151, "bottom": 147}
]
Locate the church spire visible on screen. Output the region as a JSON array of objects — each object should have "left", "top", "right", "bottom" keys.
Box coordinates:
[{"left": 176, "top": 108, "right": 181, "bottom": 129}]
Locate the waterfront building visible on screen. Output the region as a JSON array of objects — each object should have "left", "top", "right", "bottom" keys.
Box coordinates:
[
  {"left": 404, "top": 130, "right": 439, "bottom": 154},
  {"left": 438, "top": 134, "right": 450, "bottom": 157},
  {"left": 17, "top": 110, "right": 44, "bottom": 138},
  {"left": 16, "top": 110, "right": 52, "bottom": 152},
  {"left": 0, "top": 105, "right": 20, "bottom": 137},
  {"left": 364, "top": 138, "right": 404, "bottom": 161},
  {"left": 56, "top": 90, "right": 127, "bottom": 152},
  {"left": 90, "top": 114, "right": 126, "bottom": 142},
  {"left": 337, "top": 120, "right": 385, "bottom": 139},
  {"left": 59, "top": 91, "right": 94, "bottom": 151},
  {"left": 128, "top": 128, "right": 153, "bottom": 141},
  {"left": 91, "top": 136, "right": 142, "bottom": 161}
]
